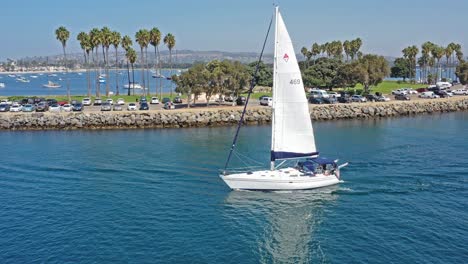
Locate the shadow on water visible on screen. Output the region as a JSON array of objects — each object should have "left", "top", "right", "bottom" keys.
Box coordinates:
[{"left": 223, "top": 186, "right": 340, "bottom": 263}]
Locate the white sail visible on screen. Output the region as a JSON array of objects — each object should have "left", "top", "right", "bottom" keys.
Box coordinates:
[{"left": 271, "top": 8, "right": 317, "bottom": 161}]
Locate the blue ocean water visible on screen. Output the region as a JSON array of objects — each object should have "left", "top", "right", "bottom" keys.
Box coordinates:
[
  {"left": 0, "top": 112, "right": 467, "bottom": 263},
  {"left": 0, "top": 69, "right": 178, "bottom": 96}
]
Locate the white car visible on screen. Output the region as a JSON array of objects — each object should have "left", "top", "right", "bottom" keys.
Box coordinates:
[
  {"left": 49, "top": 104, "right": 61, "bottom": 112},
  {"left": 402, "top": 88, "right": 418, "bottom": 94},
  {"left": 82, "top": 98, "right": 91, "bottom": 106},
  {"left": 0, "top": 99, "right": 12, "bottom": 105},
  {"left": 419, "top": 92, "right": 440, "bottom": 99},
  {"left": 377, "top": 95, "right": 391, "bottom": 102},
  {"left": 452, "top": 89, "right": 468, "bottom": 95},
  {"left": 392, "top": 89, "right": 408, "bottom": 95},
  {"left": 106, "top": 98, "right": 113, "bottom": 105},
  {"left": 259, "top": 96, "right": 273, "bottom": 106},
  {"left": 309, "top": 89, "right": 329, "bottom": 99},
  {"left": 127, "top": 103, "right": 137, "bottom": 111},
  {"left": 150, "top": 97, "right": 160, "bottom": 104},
  {"left": 328, "top": 92, "right": 341, "bottom": 98},
  {"left": 62, "top": 104, "right": 73, "bottom": 112},
  {"left": 117, "top": 98, "right": 125, "bottom": 105},
  {"left": 10, "top": 104, "right": 22, "bottom": 112}
]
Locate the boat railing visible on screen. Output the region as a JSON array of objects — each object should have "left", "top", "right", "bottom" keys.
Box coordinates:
[{"left": 219, "top": 166, "right": 265, "bottom": 175}]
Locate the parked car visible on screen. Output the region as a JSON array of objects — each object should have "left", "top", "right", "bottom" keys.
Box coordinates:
[
  {"left": 34, "top": 98, "right": 45, "bottom": 105},
  {"left": 162, "top": 97, "right": 171, "bottom": 104},
  {"left": 101, "top": 102, "right": 112, "bottom": 111},
  {"left": 351, "top": 95, "right": 367, "bottom": 102},
  {"left": 46, "top": 98, "right": 58, "bottom": 106},
  {"left": 58, "top": 101, "right": 68, "bottom": 106},
  {"left": 416, "top": 88, "right": 428, "bottom": 93},
  {"left": 22, "top": 104, "right": 35, "bottom": 112},
  {"left": 113, "top": 104, "right": 123, "bottom": 111},
  {"left": 117, "top": 98, "right": 125, "bottom": 105},
  {"left": 10, "top": 104, "right": 22, "bottom": 112},
  {"left": 338, "top": 93, "right": 352, "bottom": 103},
  {"left": 224, "top": 95, "right": 234, "bottom": 102},
  {"left": 62, "top": 104, "right": 73, "bottom": 112},
  {"left": 395, "top": 94, "right": 410, "bottom": 100},
  {"left": 434, "top": 90, "right": 453, "bottom": 98},
  {"left": 82, "top": 98, "right": 92, "bottom": 106},
  {"left": 436, "top": 81, "right": 452, "bottom": 89},
  {"left": 71, "top": 100, "right": 79, "bottom": 106},
  {"left": 173, "top": 97, "right": 183, "bottom": 104},
  {"left": 72, "top": 103, "right": 83, "bottom": 112},
  {"left": 365, "top": 94, "right": 380, "bottom": 102},
  {"left": 323, "top": 96, "right": 338, "bottom": 104},
  {"left": 140, "top": 96, "right": 148, "bottom": 103},
  {"left": 309, "top": 97, "right": 324, "bottom": 104},
  {"left": 127, "top": 103, "right": 137, "bottom": 111},
  {"left": 139, "top": 102, "right": 149, "bottom": 110},
  {"left": 236, "top": 96, "right": 246, "bottom": 105},
  {"left": 452, "top": 89, "right": 468, "bottom": 95},
  {"left": 0, "top": 99, "right": 12, "bottom": 105},
  {"left": 35, "top": 102, "right": 49, "bottom": 112},
  {"left": 260, "top": 96, "right": 273, "bottom": 106},
  {"left": 328, "top": 91, "right": 341, "bottom": 98},
  {"left": 392, "top": 89, "right": 408, "bottom": 95},
  {"left": 150, "top": 97, "right": 159, "bottom": 104},
  {"left": 163, "top": 102, "right": 175, "bottom": 110},
  {"left": 0, "top": 104, "right": 10, "bottom": 112},
  {"left": 49, "top": 104, "right": 61, "bottom": 112},
  {"left": 94, "top": 98, "right": 102, "bottom": 105},
  {"left": 106, "top": 98, "right": 114, "bottom": 105},
  {"left": 377, "top": 95, "right": 391, "bottom": 102},
  {"left": 309, "top": 89, "right": 329, "bottom": 99},
  {"left": 402, "top": 88, "right": 418, "bottom": 94},
  {"left": 419, "top": 91, "right": 440, "bottom": 99}
]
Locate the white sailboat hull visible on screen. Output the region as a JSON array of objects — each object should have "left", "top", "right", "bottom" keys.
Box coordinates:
[{"left": 220, "top": 167, "right": 340, "bottom": 191}]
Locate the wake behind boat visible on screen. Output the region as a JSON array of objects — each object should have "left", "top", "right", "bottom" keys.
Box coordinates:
[{"left": 220, "top": 7, "right": 348, "bottom": 191}]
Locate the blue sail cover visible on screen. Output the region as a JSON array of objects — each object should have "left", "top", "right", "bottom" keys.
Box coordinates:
[
  {"left": 271, "top": 151, "right": 319, "bottom": 161},
  {"left": 307, "top": 157, "right": 336, "bottom": 165}
]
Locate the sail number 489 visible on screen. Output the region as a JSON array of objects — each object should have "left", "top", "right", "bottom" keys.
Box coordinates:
[{"left": 290, "top": 79, "right": 301, "bottom": 85}]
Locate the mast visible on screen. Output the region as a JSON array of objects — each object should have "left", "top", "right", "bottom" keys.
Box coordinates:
[{"left": 270, "top": 6, "right": 279, "bottom": 171}]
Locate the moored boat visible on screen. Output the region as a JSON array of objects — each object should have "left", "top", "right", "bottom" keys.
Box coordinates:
[{"left": 42, "top": 81, "right": 61, "bottom": 88}]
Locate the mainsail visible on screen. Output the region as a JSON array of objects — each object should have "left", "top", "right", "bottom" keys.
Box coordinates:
[{"left": 271, "top": 8, "right": 317, "bottom": 162}]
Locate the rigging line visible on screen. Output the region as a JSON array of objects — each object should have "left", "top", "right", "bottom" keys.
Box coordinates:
[
  {"left": 223, "top": 14, "right": 274, "bottom": 173},
  {"left": 232, "top": 150, "right": 265, "bottom": 166}
]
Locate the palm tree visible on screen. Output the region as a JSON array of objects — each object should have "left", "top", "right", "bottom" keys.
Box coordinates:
[
  {"left": 350, "top": 38, "right": 362, "bottom": 61},
  {"left": 100, "top": 27, "right": 113, "bottom": 96},
  {"left": 149, "top": 27, "right": 162, "bottom": 96},
  {"left": 431, "top": 45, "right": 445, "bottom": 82},
  {"left": 77, "top": 32, "right": 91, "bottom": 97},
  {"left": 402, "top": 45, "right": 419, "bottom": 82},
  {"left": 343, "top": 40, "right": 351, "bottom": 62},
  {"left": 121, "top": 35, "right": 133, "bottom": 96},
  {"left": 55, "top": 26, "right": 70, "bottom": 101},
  {"left": 421, "top": 42, "right": 434, "bottom": 83},
  {"left": 126, "top": 48, "right": 137, "bottom": 95},
  {"left": 135, "top": 29, "right": 150, "bottom": 95},
  {"left": 89, "top": 28, "right": 102, "bottom": 97},
  {"left": 164, "top": 33, "right": 176, "bottom": 97},
  {"left": 311, "top": 43, "right": 321, "bottom": 64},
  {"left": 300, "top": 47, "right": 308, "bottom": 70},
  {"left": 111, "top": 31, "right": 121, "bottom": 95}
]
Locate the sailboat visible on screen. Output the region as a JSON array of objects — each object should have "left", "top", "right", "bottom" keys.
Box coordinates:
[
  {"left": 220, "top": 7, "right": 347, "bottom": 191},
  {"left": 43, "top": 81, "right": 61, "bottom": 88}
]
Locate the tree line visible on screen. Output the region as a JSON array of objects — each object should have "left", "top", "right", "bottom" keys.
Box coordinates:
[
  {"left": 55, "top": 26, "right": 177, "bottom": 99},
  {"left": 391, "top": 42, "right": 465, "bottom": 84}
]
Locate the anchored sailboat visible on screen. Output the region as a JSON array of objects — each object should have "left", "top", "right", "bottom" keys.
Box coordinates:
[{"left": 220, "top": 7, "right": 347, "bottom": 191}]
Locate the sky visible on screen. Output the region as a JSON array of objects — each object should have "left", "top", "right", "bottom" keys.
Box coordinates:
[{"left": 1, "top": 0, "right": 467, "bottom": 61}]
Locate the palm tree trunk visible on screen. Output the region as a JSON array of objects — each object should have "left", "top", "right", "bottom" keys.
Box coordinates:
[
  {"left": 95, "top": 49, "right": 100, "bottom": 97},
  {"left": 132, "top": 63, "right": 136, "bottom": 96},
  {"left": 169, "top": 49, "right": 173, "bottom": 97},
  {"left": 140, "top": 48, "right": 145, "bottom": 95},
  {"left": 84, "top": 52, "right": 91, "bottom": 97},
  {"left": 63, "top": 46, "right": 71, "bottom": 102},
  {"left": 158, "top": 46, "right": 162, "bottom": 100},
  {"left": 126, "top": 60, "right": 131, "bottom": 96},
  {"left": 115, "top": 48, "right": 119, "bottom": 96},
  {"left": 105, "top": 48, "right": 110, "bottom": 96},
  {"left": 145, "top": 47, "right": 150, "bottom": 95}
]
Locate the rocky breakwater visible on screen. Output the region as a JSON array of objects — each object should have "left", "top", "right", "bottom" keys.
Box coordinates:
[
  {"left": 309, "top": 97, "right": 468, "bottom": 120},
  {"left": 0, "top": 108, "right": 272, "bottom": 130},
  {"left": 0, "top": 98, "right": 467, "bottom": 130}
]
